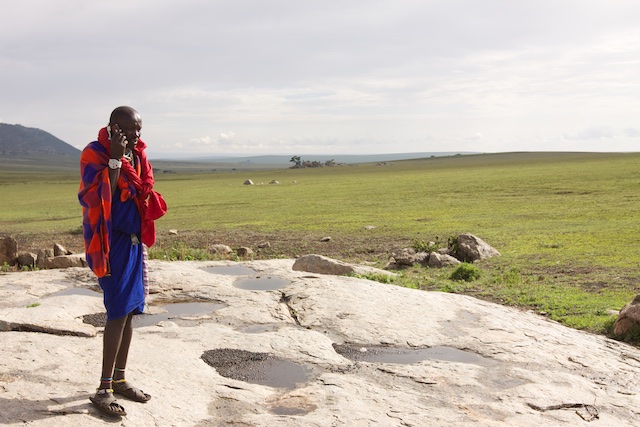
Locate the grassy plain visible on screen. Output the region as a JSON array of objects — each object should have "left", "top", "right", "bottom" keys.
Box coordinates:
[{"left": 1, "top": 152, "right": 640, "bottom": 338}]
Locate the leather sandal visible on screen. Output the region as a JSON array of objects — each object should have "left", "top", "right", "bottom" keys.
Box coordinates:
[
  {"left": 89, "top": 388, "right": 126, "bottom": 417},
  {"left": 113, "top": 379, "right": 151, "bottom": 402}
]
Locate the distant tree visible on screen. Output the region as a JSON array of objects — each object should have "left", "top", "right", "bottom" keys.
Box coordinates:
[{"left": 290, "top": 155, "right": 302, "bottom": 168}]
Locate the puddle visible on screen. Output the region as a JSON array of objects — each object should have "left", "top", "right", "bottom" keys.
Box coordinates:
[
  {"left": 333, "top": 344, "right": 494, "bottom": 366},
  {"left": 201, "top": 348, "right": 310, "bottom": 389},
  {"left": 134, "top": 302, "right": 225, "bottom": 327},
  {"left": 241, "top": 324, "right": 280, "bottom": 334},
  {"left": 82, "top": 301, "right": 224, "bottom": 328},
  {"left": 202, "top": 265, "right": 256, "bottom": 276},
  {"left": 233, "top": 276, "right": 290, "bottom": 291},
  {"left": 48, "top": 287, "right": 102, "bottom": 298},
  {"left": 270, "top": 406, "right": 310, "bottom": 416}
]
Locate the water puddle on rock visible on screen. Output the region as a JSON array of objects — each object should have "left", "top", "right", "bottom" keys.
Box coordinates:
[
  {"left": 333, "top": 344, "right": 494, "bottom": 366},
  {"left": 233, "top": 276, "right": 290, "bottom": 291},
  {"left": 48, "top": 287, "right": 102, "bottom": 298},
  {"left": 241, "top": 324, "right": 280, "bottom": 334},
  {"left": 83, "top": 301, "right": 224, "bottom": 328},
  {"left": 201, "top": 348, "right": 310, "bottom": 389},
  {"left": 202, "top": 265, "right": 256, "bottom": 276}
]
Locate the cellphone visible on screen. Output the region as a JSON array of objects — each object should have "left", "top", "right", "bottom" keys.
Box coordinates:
[{"left": 106, "top": 124, "right": 121, "bottom": 140}]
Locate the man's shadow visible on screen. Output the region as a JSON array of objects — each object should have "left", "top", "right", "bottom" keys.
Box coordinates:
[{"left": 0, "top": 393, "right": 123, "bottom": 423}]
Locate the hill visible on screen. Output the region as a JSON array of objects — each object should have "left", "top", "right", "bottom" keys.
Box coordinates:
[{"left": 0, "top": 123, "right": 80, "bottom": 170}]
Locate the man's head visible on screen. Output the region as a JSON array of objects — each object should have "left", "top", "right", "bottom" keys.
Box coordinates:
[{"left": 109, "top": 106, "right": 142, "bottom": 149}]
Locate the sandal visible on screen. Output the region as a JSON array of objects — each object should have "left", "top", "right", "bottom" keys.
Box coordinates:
[
  {"left": 89, "top": 388, "right": 126, "bottom": 417},
  {"left": 113, "top": 379, "right": 152, "bottom": 402}
]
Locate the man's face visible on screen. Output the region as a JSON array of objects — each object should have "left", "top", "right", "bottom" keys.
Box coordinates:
[{"left": 116, "top": 113, "right": 142, "bottom": 149}]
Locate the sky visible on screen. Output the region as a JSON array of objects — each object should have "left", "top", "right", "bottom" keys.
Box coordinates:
[{"left": 1, "top": 0, "right": 640, "bottom": 159}]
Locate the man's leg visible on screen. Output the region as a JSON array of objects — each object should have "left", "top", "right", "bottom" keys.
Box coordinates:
[
  {"left": 99, "top": 314, "right": 130, "bottom": 390},
  {"left": 113, "top": 313, "right": 134, "bottom": 380}
]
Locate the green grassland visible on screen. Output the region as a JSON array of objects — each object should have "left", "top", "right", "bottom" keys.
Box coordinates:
[{"left": 2, "top": 152, "right": 640, "bottom": 338}]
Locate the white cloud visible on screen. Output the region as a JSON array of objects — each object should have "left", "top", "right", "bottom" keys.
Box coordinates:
[{"left": 2, "top": 1, "right": 640, "bottom": 156}]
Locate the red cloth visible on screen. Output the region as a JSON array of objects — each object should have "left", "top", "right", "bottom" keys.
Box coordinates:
[{"left": 79, "top": 127, "right": 167, "bottom": 277}]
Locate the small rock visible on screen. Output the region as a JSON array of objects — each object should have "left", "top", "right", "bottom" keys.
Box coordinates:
[
  {"left": 244, "top": 179, "right": 254, "bottom": 185},
  {"left": 427, "top": 252, "right": 461, "bottom": 268},
  {"left": 236, "top": 247, "right": 254, "bottom": 257},
  {"left": 0, "top": 236, "right": 18, "bottom": 266},
  {"left": 320, "top": 237, "right": 332, "bottom": 242},
  {"left": 168, "top": 229, "right": 178, "bottom": 235},
  {"left": 209, "top": 244, "right": 233, "bottom": 255},
  {"left": 53, "top": 243, "right": 70, "bottom": 257},
  {"left": 17, "top": 252, "right": 37, "bottom": 269},
  {"left": 258, "top": 242, "right": 271, "bottom": 249}
]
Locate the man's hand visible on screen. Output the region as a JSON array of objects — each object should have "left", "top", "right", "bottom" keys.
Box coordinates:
[{"left": 109, "top": 124, "right": 128, "bottom": 159}]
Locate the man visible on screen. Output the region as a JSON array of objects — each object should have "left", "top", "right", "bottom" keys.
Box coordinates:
[{"left": 79, "top": 106, "right": 167, "bottom": 417}]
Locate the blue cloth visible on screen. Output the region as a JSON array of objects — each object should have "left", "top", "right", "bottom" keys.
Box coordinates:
[{"left": 98, "top": 189, "right": 145, "bottom": 321}]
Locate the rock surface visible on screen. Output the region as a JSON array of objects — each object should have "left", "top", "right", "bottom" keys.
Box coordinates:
[{"left": 1, "top": 259, "right": 640, "bottom": 426}]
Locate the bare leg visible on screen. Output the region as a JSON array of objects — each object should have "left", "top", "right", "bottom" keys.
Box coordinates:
[
  {"left": 99, "top": 314, "right": 130, "bottom": 389},
  {"left": 113, "top": 313, "right": 134, "bottom": 381}
]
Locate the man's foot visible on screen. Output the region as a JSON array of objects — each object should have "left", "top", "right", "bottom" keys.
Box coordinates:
[
  {"left": 89, "top": 388, "right": 126, "bottom": 417},
  {"left": 113, "top": 379, "right": 151, "bottom": 402}
]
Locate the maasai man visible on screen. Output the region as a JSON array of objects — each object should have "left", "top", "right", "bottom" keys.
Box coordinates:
[{"left": 79, "top": 106, "right": 166, "bottom": 417}]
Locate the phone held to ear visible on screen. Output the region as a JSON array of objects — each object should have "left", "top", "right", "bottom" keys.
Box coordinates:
[{"left": 107, "top": 125, "right": 112, "bottom": 140}]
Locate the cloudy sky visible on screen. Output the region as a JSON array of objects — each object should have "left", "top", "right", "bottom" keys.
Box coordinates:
[{"left": 2, "top": 0, "right": 639, "bottom": 158}]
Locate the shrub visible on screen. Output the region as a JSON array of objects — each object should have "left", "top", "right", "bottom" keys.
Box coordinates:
[{"left": 450, "top": 263, "right": 481, "bottom": 282}]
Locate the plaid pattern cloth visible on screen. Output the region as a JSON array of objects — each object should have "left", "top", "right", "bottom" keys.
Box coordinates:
[{"left": 79, "top": 127, "right": 166, "bottom": 278}]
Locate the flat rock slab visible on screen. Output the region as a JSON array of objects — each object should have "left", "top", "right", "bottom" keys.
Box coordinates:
[{"left": 0, "top": 260, "right": 639, "bottom": 426}]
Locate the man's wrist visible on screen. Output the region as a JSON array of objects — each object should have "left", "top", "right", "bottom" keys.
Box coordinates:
[{"left": 108, "top": 158, "right": 122, "bottom": 169}]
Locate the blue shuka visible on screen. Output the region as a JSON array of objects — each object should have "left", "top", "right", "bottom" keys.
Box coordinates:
[{"left": 98, "top": 189, "right": 145, "bottom": 321}]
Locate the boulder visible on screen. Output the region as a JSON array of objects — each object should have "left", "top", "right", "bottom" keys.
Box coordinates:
[
  {"left": 243, "top": 179, "right": 254, "bottom": 185},
  {"left": 293, "top": 254, "right": 396, "bottom": 278},
  {"left": 209, "top": 244, "right": 233, "bottom": 255},
  {"left": 36, "top": 249, "right": 54, "bottom": 269},
  {"left": 236, "top": 247, "right": 254, "bottom": 257},
  {"left": 45, "top": 254, "right": 87, "bottom": 269},
  {"left": 427, "top": 251, "right": 461, "bottom": 268},
  {"left": 0, "top": 236, "right": 18, "bottom": 266},
  {"left": 455, "top": 233, "right": 500, "bottom": 262},
  {"left": 16, "top": 252, "right": 37, "bottom": 269},
  {"left": 53, "top": 243, "right": 70, "bottom": 256},
  {"left": 613, "top": 294, "right": 640, "bottom": 336},
  {"left": 392, "top": 248, "right": 429, "bottom": 266},
  {"left": 0, "top": 259, "right": 638, "bottom": 426}
]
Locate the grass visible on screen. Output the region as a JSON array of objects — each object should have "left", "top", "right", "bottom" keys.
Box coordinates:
[{"left": 1, "top": 151, "right": 640, "bottom": 338}]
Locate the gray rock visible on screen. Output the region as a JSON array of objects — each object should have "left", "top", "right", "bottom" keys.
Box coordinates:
[
  {"left": 392, "top": 248, "right": 429, "bottom": 266},
  {"left": 209, "top": 244, "right": 233, "bottom": 255},
  {"left": 244, "top": 179, "right": 254, "bottom": 185},
  {"left": 236, "top": 247, "right": 254, "bottom": 257},
  {"left": 16, "top": 252, "right": 37, "bottom": 269},
  {"left": 0, "top": 236, "right": 18, "bottom": 266},
  {"left": 53, "top": 243, "right": 70, "bottom": 256},
  {"left": 455, "top": 233, "right": 501, "bottom": 262},
  {"left": 45, "top": 254, "right": 87, "bottom": 269},
  {"left": 0, "top": 259, "right": 638, "bottom": 426},
  {"left": 35, "top": 249, "right": 52, "bottom": 269},
  {"left": 293, "top": 254, "right": 396, "bottom": 279},
  {"left": 427, "top": 251, "right": 461, "bottom": 268},
  {"left": 614, "top": 294, "right": 640, "bottom": 336}
]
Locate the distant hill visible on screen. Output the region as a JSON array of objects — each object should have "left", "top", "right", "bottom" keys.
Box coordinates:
[{"left": 0, "top": 123, "right": 80, "bottom": 170}]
